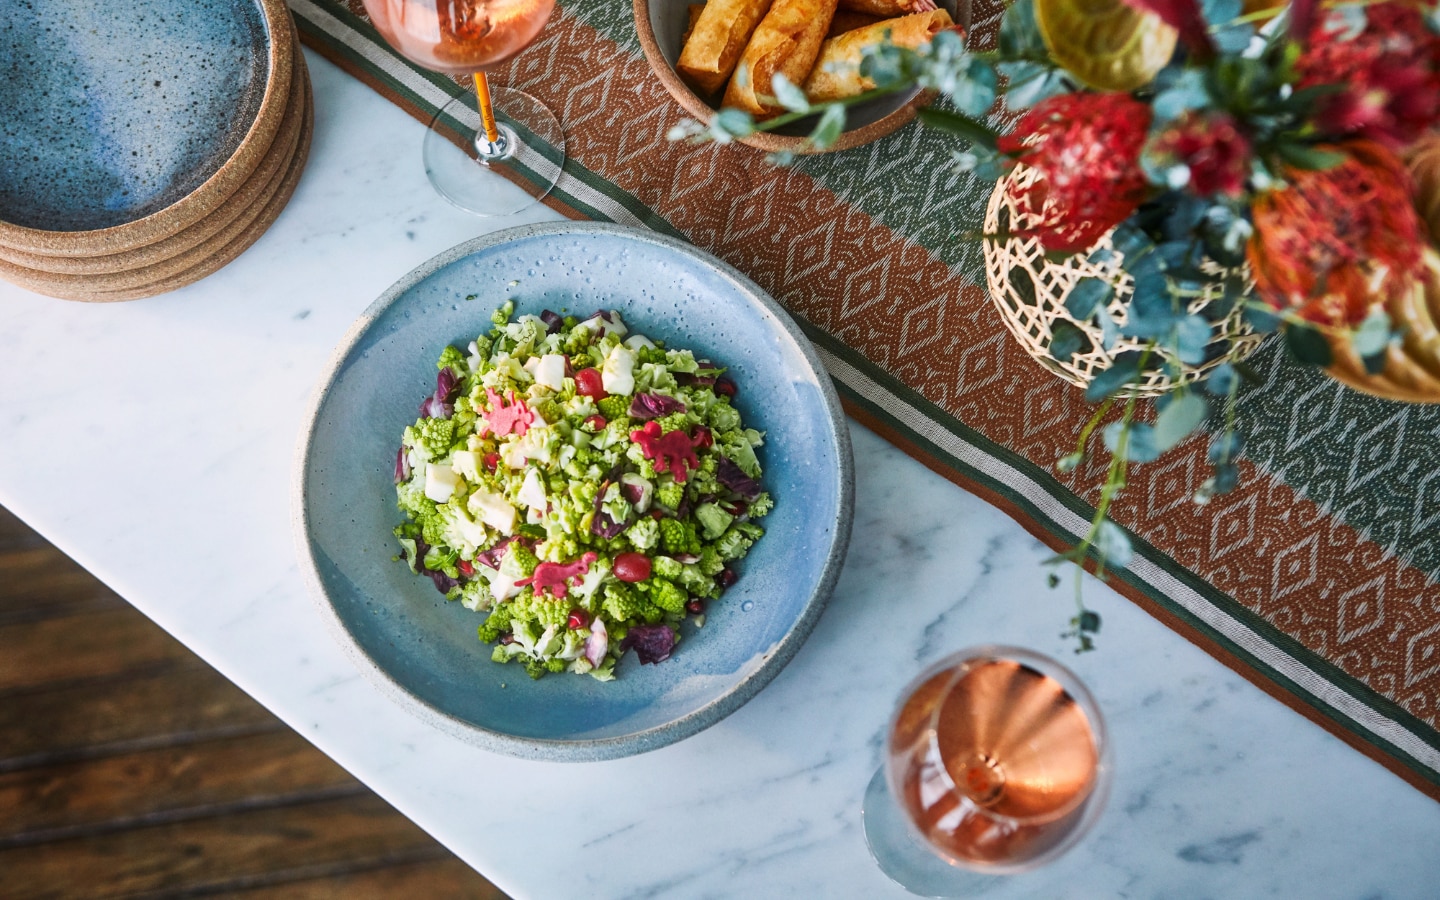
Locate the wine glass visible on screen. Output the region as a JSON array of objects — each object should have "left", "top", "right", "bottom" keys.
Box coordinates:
[
  {"left": 361, "top": 0, "right": 566, "bottom": 216},
  {"left": 862, "top": 645, "right": 1111, "bottom": 896}
]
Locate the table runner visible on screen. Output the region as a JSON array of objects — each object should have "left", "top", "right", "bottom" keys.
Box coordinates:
[{"left": 288, "top": 0, "right": 1440, "bottom": 800}]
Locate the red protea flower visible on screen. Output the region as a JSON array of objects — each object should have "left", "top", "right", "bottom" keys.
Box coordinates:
[
  {"left": 1148, "top": 111, "right": 1252, "bottom": 197},
  {"left": 1296, "top": 1, "right": 1440, "bottom": 151},
  {"left": 1248, "top": 141, "right": 1425, "bottom": 326},
  {"left": 997, "top": 92, "right": 1153, "bottom": 253}
]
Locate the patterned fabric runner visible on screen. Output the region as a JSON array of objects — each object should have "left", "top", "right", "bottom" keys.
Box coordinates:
[{"left": 289, "top": 0, "right": 1440, "bottom": 799}]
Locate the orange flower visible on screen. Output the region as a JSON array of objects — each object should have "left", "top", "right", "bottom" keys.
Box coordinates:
[{"left": 1248, "top": 141, "right": 1425, "bottom": 326}]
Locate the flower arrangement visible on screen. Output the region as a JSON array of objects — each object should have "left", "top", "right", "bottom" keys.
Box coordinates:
[{"left": 671, "top": 0, "right": 1440, "bottom": 648}]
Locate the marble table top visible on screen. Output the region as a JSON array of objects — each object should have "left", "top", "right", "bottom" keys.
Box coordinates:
[{"left": 1, "top": 51, "right": 1437, "bottom": 899}]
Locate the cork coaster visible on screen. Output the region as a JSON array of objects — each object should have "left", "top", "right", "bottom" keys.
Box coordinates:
[
  {"left": 0, "top": 45, "right": 307, "bottom": 278},
  {"left": 0, "top": 0, "right": 294, "bottom": 258}
]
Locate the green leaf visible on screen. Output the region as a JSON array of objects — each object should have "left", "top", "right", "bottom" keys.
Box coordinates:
[
  {"left": 1077, "top": 610, "right": 1101, "bottom": 633},
  {"left": 1205, "top": 362, "right": 1238, "bottom": 396},
  {"left": 1050, "top": 320, "right": 1087, "bottom": 363},
  {"left": 770, "top": 74, "right": 811, "bottom": 114},
  {"left": 1095, "top": 520, "right": 1134, "bottom": 568},
  {"left": 1351, "top": 308, "right": 1392, "bottom": 358},
  {"left": 1153, "top": 393, "right": 1208, "bottom": 451},
  {"left": 1274, "top": 142, "right": 1348, "bottom": 171},
  {"left": 951, "top": 60, "right": 998, "bottom": 118},
  {"left": 916, "top": 107, "right": 999, "bottom": 150},
  {"left": 1066, "top": 277, "right": 1113, "bottom": 320},
  {"left": 1283, "top": 322, "right": 1334, "bottom": 366},
  {"left": 1174, "top": 314, "right": 1212, "bottom": 366},
  {"left": 1085, "top": 355, "right": 1143, "bottom": 403},
  {"left": 1105, "top": 420, "right": 1162, "bottom": 462},
  {"left": 1208, "top": 430, "right": 1244, "bottom": 464},
  {"left": 809, "top": 104, "right": 847, "bottom": 150},
  {"left": 998, "top": 0, "right": 1046, "bottom": 58}
]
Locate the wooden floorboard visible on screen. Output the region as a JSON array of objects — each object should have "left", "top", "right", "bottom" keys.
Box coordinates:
[{"left": 0, "top": 505, "right": 508, "bottom": 899}]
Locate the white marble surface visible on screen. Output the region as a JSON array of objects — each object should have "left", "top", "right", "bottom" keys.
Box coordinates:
[{"left": 3, "top": 51, "right": 1439, "bottom": 899}]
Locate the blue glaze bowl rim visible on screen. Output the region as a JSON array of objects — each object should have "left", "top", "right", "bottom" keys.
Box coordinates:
[
  {"left": 292, "top": 221, "right": 855, "bottom": 761},
  {"left": 0, "top": 0, "right": 292, "bottom": 250}
]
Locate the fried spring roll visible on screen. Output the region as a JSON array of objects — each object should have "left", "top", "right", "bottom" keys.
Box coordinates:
[
  {"left": 678, "top": 0, "right": 775, "bottom": 97},
  {"left": 828, "top": 10, "right": 884, "bottom": 35},
  {"left": 802, "top": 9, "right": 957, "bottom": 102},
  {"left": 838, "top": 0, "right": 936, "bottom": 16},
  {"left": 723, "top": 0, "right": 840, "bottom": 117},
  {"left": 682, "top": 4, "right": 706, "bottom": 46}
]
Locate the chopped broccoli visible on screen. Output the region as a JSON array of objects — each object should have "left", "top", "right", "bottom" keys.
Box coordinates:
[
  {"left": 491, "top": 300, "right": 514, "bottom": 327},
  {"left": 708, "top": 402, "right": 741, "bottom": 433},
  {"left": 626, "top": 515, "right": 660, "bottom": 552},
  {"left": 437, "top": 345, "right": 467, "bottom": 373},
  {"left": 648, "top": 577, "right": 687, "bottom": 613},
  {"left": 715, "top": 523, "right": 761, "bottom": 560},
  {"left": 545, "top": 658, "right": 567, "bottom": 673},
  {"left": 698, "top": 546, "right": 726, "bottom": 577},
  {"left": 695, "top": 503, "right": 734, "bottom": 541},
  {"left": 658, "top": 518, "right": 701, "bottom": 556},
  {"left": 678, "top": 564, "right": 720, "bottom": 599},
  {"left": 748, "top": 492, "right": 774, "bottom": 517}
]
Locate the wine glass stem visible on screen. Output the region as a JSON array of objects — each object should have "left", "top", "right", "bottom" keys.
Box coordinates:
[{"left": 472, "top": 72, "right": 501, "bottom": 145}]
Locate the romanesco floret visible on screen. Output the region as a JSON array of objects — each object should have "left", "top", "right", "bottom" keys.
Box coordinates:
[
  {"left": 477, "top": 603, "right": 514, "bottom": 643},
  {"left": 602, "top": 582, "right": 654, "bottom": 622},
  {"left": 508, "top": 593, "right": 570, "bottom": 629},
  {"left": 437, "top": 345, "right": 467, "bottom": 373},
  {"left": 658, "top": 518, "right": 701, "bottom": 556},
  {"left": 648, "top": 578, "right": 687, "bottom": 613},
  {"left": 396, "top": 479, "right": 436, "bottom": 522},
  {"left": 651, "top": 555, "right": 683, "bottom": 581},
  {"left": 594, "top": 395, "right": 626, "bottom": 421},
  {"left": 409, "top": 417, "right": 458, "bottom": 459},
  {"left": 545, "top": 658, "right": 567, "bottom": 673},
  {"left": 653, "top": 480, "right": 685, "bottom": 511},
  {"left": 626, "top": 515, "right": 660, "bottom": 552},
  {"left": 420, "top": 508, "right": 452, "bottom": 549},
  {"left": 502, "top": 542, "right": 540, "bottom": 578},
  {"left": 458, "top": 578, "right": 494, "bottom": 612},
  {"left": 538, "top": 535, "right": 580, "bottom": 563},
  {"left": 656, "top": 411, "right": 691, "bottom": 434},
  {"left": 491, "top": 300, "right": 514, "bottom": 327}
]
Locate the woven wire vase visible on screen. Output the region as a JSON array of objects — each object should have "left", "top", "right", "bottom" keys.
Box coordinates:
[{"left": 982, "top": 165, "right": 1263, "bottom": 398}]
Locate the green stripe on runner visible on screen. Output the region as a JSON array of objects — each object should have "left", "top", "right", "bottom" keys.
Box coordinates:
[{"left": 797, "top": 319, "right": 1440, "bottom": 787}]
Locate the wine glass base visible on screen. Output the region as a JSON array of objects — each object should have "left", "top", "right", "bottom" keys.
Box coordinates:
[
  {"left": 422, "top": 86, "right": 565, "bottom": 218},
  {"left": 862, "top": 767, "right": 1005, "bottom": 898}
]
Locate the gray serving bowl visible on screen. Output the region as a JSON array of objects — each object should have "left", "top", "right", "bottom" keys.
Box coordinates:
[{"left": 295, "top": 222, "right": 854, "bottom": 761}]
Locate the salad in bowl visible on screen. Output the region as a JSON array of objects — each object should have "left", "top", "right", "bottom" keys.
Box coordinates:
[{"left": 393, "top": 302, "right": 772, "bottom": 681}]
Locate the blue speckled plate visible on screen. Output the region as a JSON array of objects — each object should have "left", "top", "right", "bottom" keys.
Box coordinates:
[
  {"left": 295, "top": 223, "right": 855, "bottom": 761},
  {"left": 0, "top": 0, "right": 272, "bottom": 234}
]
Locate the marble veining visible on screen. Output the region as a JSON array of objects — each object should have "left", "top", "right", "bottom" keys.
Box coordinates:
[{"left": 0, "top": 50, "right": 1438, "bottom": 899}]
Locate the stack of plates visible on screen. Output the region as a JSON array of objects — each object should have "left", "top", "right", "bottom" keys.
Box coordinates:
[{"left": 0, "top": 0, "right": 312, "bottom": 302}]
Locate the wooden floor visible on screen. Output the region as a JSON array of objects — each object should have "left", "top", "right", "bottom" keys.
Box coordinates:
[{"left": 0, "top": 506, "right": 508, "bottom": 899}]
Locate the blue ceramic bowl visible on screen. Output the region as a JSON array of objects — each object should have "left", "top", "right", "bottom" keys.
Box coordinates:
[{"left": 295, "top": 222, "right": 854, "bottom": 761}]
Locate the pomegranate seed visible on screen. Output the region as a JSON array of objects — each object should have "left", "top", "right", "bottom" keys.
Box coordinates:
[
  {"left": 585, "top": 414, "right": 607, "bottom": 431},
  {"left": 718, "top": 568, "right": 738, "bottom": 589},
  {"left": 575, "top": 367, "right": 607, "bottom": 399},
  {"left": 694, "top": 426, "right": 713, "bottom": 448},
  {"left": 649, "top": 509, "right": 664, "bottom": 520},
  {"left": 457, "top": 559, "right": 475, "bottom": 576},
  {"left": 714, "top": 377, "right": 737, "bottom": 398},
  {"left": 567, "top": 610, "right": 589, "bottom": 630},
  {"left": 613, "top": 552, "right": 652, "bottom": 583},
  {"left": 483, "top": 452, "right": 500, "bottom": 471},
  {"left": 499, "top": 633, "right": 516, "bottom": 645},
  {"left": 686, "top": 599, "right": 704, "bottom": 615}
]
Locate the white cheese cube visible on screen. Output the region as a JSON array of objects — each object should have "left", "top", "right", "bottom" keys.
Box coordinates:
[
  {"left": 467, "top": 488, "right": 516, "bottom": 535},
  {"left": 424, "top": 463, "right": 460, "bottom": 503},
  {"left": 602, "top": 344, "right": 637, "bottom": 396}
]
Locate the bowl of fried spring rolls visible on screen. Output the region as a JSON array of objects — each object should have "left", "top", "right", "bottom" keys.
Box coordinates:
[{"left": 635, "top": 0, "right": 965, "bottom": 153}]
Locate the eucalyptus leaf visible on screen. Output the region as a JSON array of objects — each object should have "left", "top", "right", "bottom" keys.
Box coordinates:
[
  {"left": 714, "top": 108, "right": 756, "bottom": 141},
  {"left": 1050, "top": 320, "right": 1088, "bottom": 363},
  {"left": 1175, "top": 314, "right": 1212, "bottom": 365},
  {"left": 1095, "top": 520, "right": 1134, "bottom": 568},
  {"left": 1351, "top": 308, "right": 1392, "bottom": 358},
  {"left": 1205, "top": 362, "right": 1238, "bottom": 396},
  {"left": 1208, "top": 430, "right": 1244, "bottom": 463},
  {"left": 1066, "top": 277, "right": 1113, "bottom": 320},
  {"left": 1242, "top": 303, "right": 1283, "bottom": 333},
  {"left": 1085, "top": 354, "right": 1142, "bottom": 403},
  {"left": 950, "top": 60, "right": 998, "bottom": 117},
  {"left": 1284, "top": 322, "right": 1334, "bottom": 366},
  {"left": 770, "top": 74, "right": 811, "bottom": 114},
  {"left": 1153, "top": 393, "right": 1208, "bottom": 451},
  {"left": 1275, "top": 142, "right": 1348, "bottom": 171},
  {"left": 1078, "top": 610, "right": 1101, "bottom": 633},
  {"left": 998, "top": 0, "right": 1045, "bottom": 58},
  {"left": 1201, "top": 0, "right": 1242, "bottom": 25},
  {"left": 1213, "top": 461, "right": 1240, "bottom": 493},
  {"left": 809, "top": 104, "right": 847, "bottom": 150},
  {"left": 1105, "top": 420, "right": 1162, "bottom": 462},
  {"left": 916, "top": 107, "right": 999, "bottom": 150}
]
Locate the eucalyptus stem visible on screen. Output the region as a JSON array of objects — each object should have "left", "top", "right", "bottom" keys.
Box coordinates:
[{"left": 753, "top": 82, "right": 910, "bottom": 133}]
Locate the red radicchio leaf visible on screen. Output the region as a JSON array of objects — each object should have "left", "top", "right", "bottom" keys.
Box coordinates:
[
  {"left": 425, "top": 568, "right": 459, "bottom": 594},
  {"left": 584, "top": 617, "right": 609, "bottom": 668},
  {"left": 1118, "top": 0, "right": 1213, "bottom": 57},
  {"left": 540, "top": 309, "right": 564, "bottom": 333},
  {"left": 620, "top": 481, "right": 646, "bottom": 504},
  {"left": 716, "top": 456, "right": 761, "bottom": 500},
  {"left": 674, "top": 371, "right": 716, "bottom": 388},
  {"left": 621, "top": 624, "right": 676, "bottom": 665},
  {"left": 419, "top": 368, "right": 461, "bottom": 419},
  {"left": 475, "top": 535, "right": 527, "bottom": 570},
  {"left": 394, "top": 447, "right": 411, "bottom": 484},
  {"left": 628, "top": 392, "right": 687, "bottom": 420}
]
